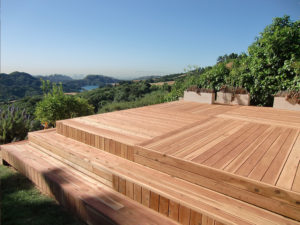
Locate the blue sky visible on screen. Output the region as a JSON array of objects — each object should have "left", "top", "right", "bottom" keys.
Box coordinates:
[{"left": 2, "top": 0, "right": 300, "bottom": 79}]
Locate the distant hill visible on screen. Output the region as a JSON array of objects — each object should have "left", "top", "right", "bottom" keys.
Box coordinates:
[
  {"left": 0, "top": 72, "right": 42, "bottom": 101},
  {"left": 84, "top": 75, "right": 120, "bottom": 85},
  {"left": 36, "top": 74, "right": 73, "bottom": 83},
  {"left": 134, "top": 75, "right": 162, "bottom": 80},
  {"left": 144, "top": 73, "right": 185, "bottom": 83},
  {"left": 0, "top": 72, "right": 121, "bottom": 102},
  {"left": 133, "top": 73, "right": 185, "bottom": 83},
  {"left": 63, "top": 75, "right": 120, "bottom": 92}
]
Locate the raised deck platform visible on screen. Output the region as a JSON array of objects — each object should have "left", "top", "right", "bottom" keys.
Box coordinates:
[{"left": 2, "top": 101, "right": 300, "bottom": 224}]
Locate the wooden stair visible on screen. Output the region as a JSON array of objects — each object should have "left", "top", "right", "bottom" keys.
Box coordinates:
[
  {"left": 1, "top": 141, "right": 179, "bottom": 225},
  {"left": 2, "top": 129, "right": 296, "bottom": 225},
  {"left": 2, "top": 102, "right": 300, "bottom": 225},
  {"left": 56, "top": 114, "right": 300, "bottom": 221}
]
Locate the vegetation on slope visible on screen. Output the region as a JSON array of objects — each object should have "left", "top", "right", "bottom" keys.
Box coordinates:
[
  {"left": 0, "top": 72, "right": 120, "bottom": 102},
  {"left": 0, "top": 80, "right": 170, "bottom": 144},
  {"left": 0, "top": 72, "right": 42, "bottom": 102},
  {"left": 0, "top": 106, "right": 41, "bottom": 144},
  {"left": 78, "top": 80, "right": 170, "bottom": 113},
  {"left": 98, "top": 89, "right": 169, "bottom": 113},
  {"left": 166, "top": 16, "right": 300, "bottom": 106}
]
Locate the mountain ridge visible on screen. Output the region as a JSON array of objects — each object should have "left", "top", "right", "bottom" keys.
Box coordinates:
[{"left": 0, "top": 71, "right": 120, "bottom": 102}]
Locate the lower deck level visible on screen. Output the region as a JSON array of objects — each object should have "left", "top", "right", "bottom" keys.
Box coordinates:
[{"left": 1, "top": 101, "right": 300, "bottom": 224}]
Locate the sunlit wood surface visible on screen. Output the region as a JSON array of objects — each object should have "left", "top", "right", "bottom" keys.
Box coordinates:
[{"left": 2, "top": 100, "right": 300, "bottom": 224}]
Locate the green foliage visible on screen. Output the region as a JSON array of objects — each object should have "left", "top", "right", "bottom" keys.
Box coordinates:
[
  {"left": 226, "top": 54, "right": 251, "bottom": 88},
  {"left": 0, "top": 95, "right": 43, "bottom": 116},
  {"left": 0, "top": 72, "right": 120, "bottom": 102},
  {"left": 0, "top": 106, "right": 41, "bottom": 144},
  {"left": 168, "top": 16, "right": 300, "bottom": 106},
  {"left": 217, "top": 53, "right": 239, "bottom": 63},
  {"left": 144, "top": 73, "right": 185, "bottom": 83},
  {"left": 247, "top": 15, "right": 300, "bottom": 105},
  {"left": 79, "top": 80, "right": 162, "bottom": 112},
  {"left": 35, "top": 82, "right": 94, "bottom": 127},
  {"left": 165, "top": 65, "right": 226, "bottom": 101},
  {"left": 199, "top": 63, "right": 230, "bottom": 89},
  {"left": 98, "top": 90, "right": 168, "bottom": 113},
  {"left": 0, "top": 72, "right": 42, "bottom": 102}
]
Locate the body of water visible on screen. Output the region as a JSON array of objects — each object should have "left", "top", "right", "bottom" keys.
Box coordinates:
[{"left": 81, "top": 85, "right": 99, "bottom": 91}]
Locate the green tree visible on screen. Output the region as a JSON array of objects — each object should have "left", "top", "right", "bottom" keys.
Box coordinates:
[
  {"left": 35, "top": 81, "right": 94, "bottom": 127},
  {"left": 247, "top": 15, "right": 300, "bottom": 105},
  {"left": 217, "top": 53, "right": 239, "bottom": 63}
]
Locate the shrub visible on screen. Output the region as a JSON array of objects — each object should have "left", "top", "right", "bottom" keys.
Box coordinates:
[
  {"left": 35, "top": 82, "right": 94, "bottom": 127},
  {"left": 0, "top": 106, "right": 41, "bottom": 144}
]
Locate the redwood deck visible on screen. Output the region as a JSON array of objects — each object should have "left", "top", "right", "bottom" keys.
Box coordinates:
[
  {"left": 55, "top": 101, "right": 300, "bottom": 220},
  {"left": 2, "top": 101, "right": 300, "bottom": 224},
  {"left": 58, "top": 101, "right": 300, "bottom": 192}
]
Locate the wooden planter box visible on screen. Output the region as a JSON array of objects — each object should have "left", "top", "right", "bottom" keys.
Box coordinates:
[
  {"left": 232, "top": 94, "right": 250, "bottom": 106},
  {"left": 184, "top": 91, "right": 215, "bottom": 104},
  {"left": 273, "top": 97, "right": 300, "bottom": 111},
  {"left": 216, "top": 92, "right": 232, "bottom": 104}
]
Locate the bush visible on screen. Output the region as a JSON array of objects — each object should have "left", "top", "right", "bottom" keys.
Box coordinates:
[
  {"left": 35, "top": 82, "right": 94, "bottom": 127},
  {"left": 247, "top": 15, "right": 300, "bottom": 105},
  {"left": 0, "top": 106, "right": 41, "bottom": 144}
]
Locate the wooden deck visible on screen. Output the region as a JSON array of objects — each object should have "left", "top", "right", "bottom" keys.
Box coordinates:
[
  {"left": 1, "top": 141, "right": 179, "bottom": 225},
  {"left": 139, "top": 103, "right": 300, "bottom": 191},
  {"left": 55, "top": 101, "right": 300, "bottom": 221},
  {"left": 57, "top": 101, "right": 299, "bottom": 191},
  {"left": 2, "top": 100, "right": 300, "bottom": 224}
]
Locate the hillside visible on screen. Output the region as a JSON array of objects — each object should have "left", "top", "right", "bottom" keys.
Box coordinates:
[
  {"left": 62, "top": 75, "right": 120, "bottom": 92},
  {"left": 0, "top": 72, "right": 120, "bottom": 102},
  {"left": 36, "top": 74, "right": 73, "bottom": 83},
  {"left": 0, "top": 72, "right": 42, "bottom": 102},
  {"left": 134, "top": 75, "right": 161, "bottom": 80}
]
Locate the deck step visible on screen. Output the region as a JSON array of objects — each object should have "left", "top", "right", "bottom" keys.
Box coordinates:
[
  {"left": 54, "top": 104, "right": 300, "bottom": 221},
  {"left": 1, "top": 141, "right": 180, "bottom": 225},
  {"left": 27, "top": 129, "right": 300, "bottom": 225}
]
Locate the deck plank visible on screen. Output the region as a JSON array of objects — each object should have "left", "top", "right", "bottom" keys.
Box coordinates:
[
  {"left": 202, "top": 124, "right": 262, "bottom": 167},
  {"left": 276, "top": 131, "right": 300, "bottom": 189},
  {"left": 192, "top": 123, "right": 255, "bottom": 164},
  {"left": 248, "top": 128, "right": 291, "bottom": 181},
  {"left": 235, "top": 127, "right": 283, "bottom": 177},
  {"left": 262, "top": 129, "right": 298, "bottom": 185},
  {"left": 292, "top": 163, "right": 300, "bottom": 192},
  {"left": 213, "top": 124, "right": 269, "bottom": 169},
  {"left": 223, "top": 126, "right": 274, "bottom": 173}
]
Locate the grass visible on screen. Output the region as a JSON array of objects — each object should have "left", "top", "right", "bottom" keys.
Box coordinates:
[{"left": 0, "top": 164, "right": 85, "bottom": 225}]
